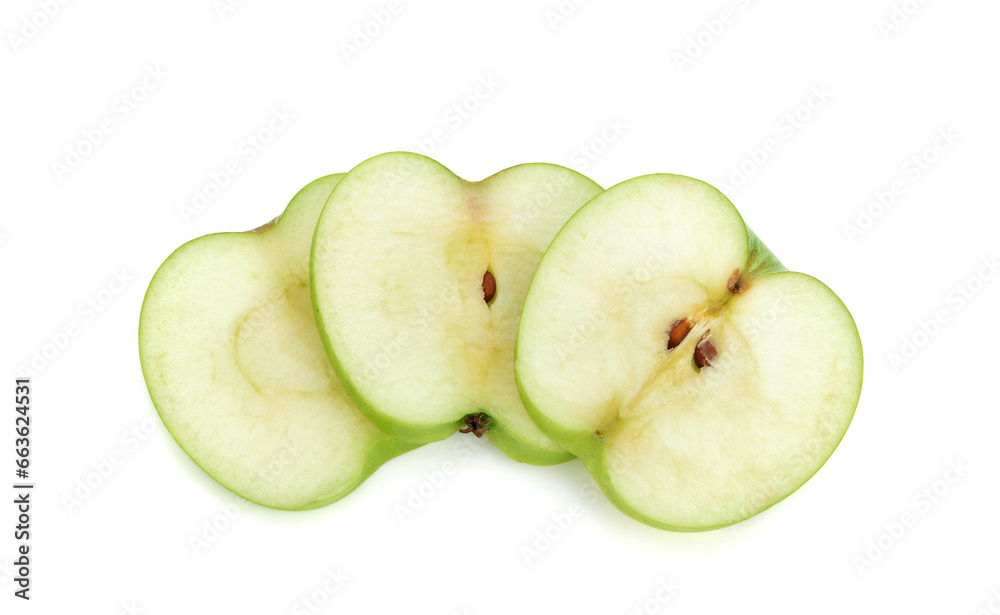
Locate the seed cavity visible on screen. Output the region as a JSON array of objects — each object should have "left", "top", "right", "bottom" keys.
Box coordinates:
[
  {"left": 666, "top": 319, "right": 693, "bottom": 350},
  {"left": 727, "top": 269, "right": 745, "bottom": 294},
  {"left": 694, "top": 335, "right": 718, "bottom": 369},
  {"left": 482, "top": 270, "right": 496, "bottom": 304},
  {"left": 459, "top": 413, "right": 490, "bottom": 438}
]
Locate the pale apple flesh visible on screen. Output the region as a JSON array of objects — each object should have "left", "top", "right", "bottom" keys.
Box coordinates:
[
  {"left": 311, "top": 152, "right": 603, "bottom": 464},
  {"left": 515, "top": 174, "right": 863, "bottom": 529},
  {"left": 139, "top": 175, "right": 415, "bottom": 510}
]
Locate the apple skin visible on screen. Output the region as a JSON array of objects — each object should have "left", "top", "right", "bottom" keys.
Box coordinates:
[
  {"left": 514, "top": 174, "right": 864, "bottom": 530},
  {"left": 478, "top": 414, "right": 574, "bottom": 466},
  {"left": 140, "top": 174, "right": 419, "bottom": 511},
  {"left": 294, "top": 437, "right": 417, "bottom": 511}
]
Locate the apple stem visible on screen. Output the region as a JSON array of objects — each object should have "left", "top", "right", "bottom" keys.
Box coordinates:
[
  {"left": 727, "top": 269, "right": 747, "bottom": 294},
  {"left": 729, "top": 248, "right": 773, "bottom": 293}
]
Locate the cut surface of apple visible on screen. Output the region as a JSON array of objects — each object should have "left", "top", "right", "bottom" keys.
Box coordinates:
[
  {"left": 139, "top": 175, "right": 416, "bottom": 510},
  {"left": 515, "top": 174, "right": 863, "bottom": 530},
  {"left": 311, "top": 152, "right": 603, "bottom": 464}
]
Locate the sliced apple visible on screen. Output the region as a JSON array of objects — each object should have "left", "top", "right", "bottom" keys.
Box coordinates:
[
  {"left": 311, "top": 152, "right": 603, "bottom": 464},
  {"left": 515, "top": 174, "right": 863, "bottom": 530},
  {"left": 139, "top": 175, "right": 416, "bottom": 510}
]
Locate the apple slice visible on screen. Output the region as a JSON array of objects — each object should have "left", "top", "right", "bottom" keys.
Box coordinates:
[
  {"left": 311, "top": 152, "right": 603, "bottom": 464},
  {"left": 139, "top": 175, "right": 417, "bottom": 510},
  {"left": 515, "top": 174, "right": 863, "bottom": 530}
]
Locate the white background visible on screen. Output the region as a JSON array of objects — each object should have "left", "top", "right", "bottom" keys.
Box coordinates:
[{"left": 2, "top": 0, "right": 999, "bottom": 613}]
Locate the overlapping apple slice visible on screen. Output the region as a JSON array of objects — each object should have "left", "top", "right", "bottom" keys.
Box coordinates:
[
  {"left": 515, "top": 174, "right": 863, "bottom": 529},
  {"left": 139, "top": 175, "right": 417, "bottom": 510},
  {"left": 311, "top": 152, "right": 603, "bottom": 464}
]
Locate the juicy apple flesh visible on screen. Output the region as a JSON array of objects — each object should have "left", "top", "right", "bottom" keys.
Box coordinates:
[
  {"left": 139, "top": 175, "right": 415, "bottom": 510},
  {"left": 515, "top": 174, "right": 863, "bottom": 529},
  {"left": 311, "top": 152, "right": 603, "bottom": 464}
]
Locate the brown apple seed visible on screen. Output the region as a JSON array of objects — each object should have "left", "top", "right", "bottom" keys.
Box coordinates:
[
  {"left": 694, "top": 336, "right": 718, "bottom": 368},
  {"left": 666, "top": 319, "right": 693, "bottom": 350},
  {"left": 482, "top": 270, "right": 496, "bottom": 303}
]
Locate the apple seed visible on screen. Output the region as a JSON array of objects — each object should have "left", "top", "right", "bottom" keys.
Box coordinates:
[
  {"left": 666, "top": 319, "right": 693, "bottom": 350},
  {"left": 694, "top": 336, "right": 717, "bottom": 369},
  {"left": 459, "top": 412, "right": 491, "bottom": 437},
  {"left": 482, "top": 270, "right": 497, "bottom": 303}
]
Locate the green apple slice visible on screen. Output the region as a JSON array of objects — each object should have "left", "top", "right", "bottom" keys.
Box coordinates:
[
  {"left": 515, "top": 174, "right": 863, "bottom": 530},
  {"left": 311, "top": 152, "right": 603, "bottom": 465},
  {"left": 139, "top": 175, "right": 416, "bottom": 510}
]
